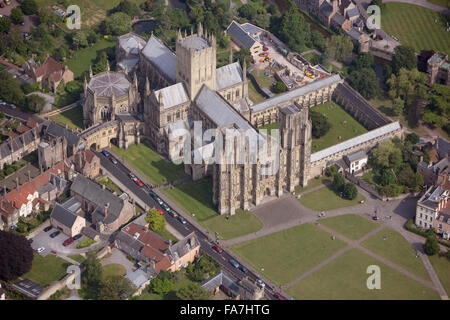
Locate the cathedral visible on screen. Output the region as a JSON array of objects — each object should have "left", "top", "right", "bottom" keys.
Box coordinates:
[{"left": 83, "top": 23, "right": 317, "bottom": 215}]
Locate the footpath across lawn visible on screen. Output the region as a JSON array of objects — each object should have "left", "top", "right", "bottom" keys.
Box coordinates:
[
  {"left": 299, "top": 185, "right": 365, "bottom": 212},
  {"left": 231, "top": 223, "right": 347, "bottom": 286},
  {"left": 319, "top": 214, "right": 379, "bottom": 241},
  {"left": 361, "top": 228, "right": 431, "bottom": 281},
  {"left": 428, "top": 254, "right": 450, "bottom": 296},
  {"left": 23, "top": 253, "right": 71, "bottom": 286},
  {"left": 286, "top": 248, "right": 440, "bottom": 300}
]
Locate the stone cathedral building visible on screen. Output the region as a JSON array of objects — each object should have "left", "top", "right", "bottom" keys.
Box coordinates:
[{"left": 82, "top": 23, "right": 373, "bottom": 215}]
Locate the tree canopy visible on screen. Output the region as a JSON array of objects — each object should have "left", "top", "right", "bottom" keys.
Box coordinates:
[
  {"left": 348, "top": 68, "right": 379, "bottom": 99},
  {"left": 0, "top": 231, "right": 34, "bottom": 281},
  {"left": 309, "top": 110, "right": 331, "bottom": 139},
  {"left": 176, "top": 282, "right": 210, "bottom": 300},
  {"left": 392, "top": 45, "right": 417, "bottom": 75},
  {"left": 145, "top": 208, "right": 166, "bottom": 234}
]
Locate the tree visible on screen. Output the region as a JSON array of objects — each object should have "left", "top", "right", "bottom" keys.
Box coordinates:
[
  {"left": 342, "top": 183, "right": 357, "bottom": 200},
  {"left": 392, "top": 45, "right": 417, "bottom": 75},
  {"left": 10, "top": 8, "right": 24, "bottom": 25},
  {"left": 72, "top": 32, "right": 88, "bottom": 49},
  {"left": 387, "top": 68, "right": 427, "bottom": 105},
  {"left": 347, "top": 68, "right": 379, "bottom": 99},
  {"left": 38, "top": 7, "right": 57, "bottom": 26},
  {"left": 0, "top": 231, "right": 34, "bottom": 281},
  {"left": 272, "top": 81, "right": 287, "bottom": 94},
  {"left": 0, "top": 17, "right": 11, "bottom": 33},
  {"left": 405, "top": 133, "right": 419, "bottom": 145},
  {"left": 103, "top": 12, "right": 132, "bottom": 36},
  {"left": 378, "top": 169, "right": 396, "bottom": 186},
  {"left": 234, "top": 47, "right": 252, "bottom": 67},
  {"left": 349, "top": 52, "right": 374, "bottom": 72},
  {"left": 0, "top": 66, "right": 26, "bottom": 107},
  {"left": 325, "top": 34, "right": 353, "bottom": 62},
  {"left": 110, "top": 0, "right": 141, "bottom": 17},
  {"left": 21, "top": 0, "right": 38, "bottom": 16},
  {"left": 145, "top": 208, "right": 166, "bottom": 233},
  {"left": 149, "top": 270, "right": 174, "bottom": 295},
  {"left": 176, "top": 283, "right": 210, "bottom": 300},
  {"left": 81, "top": 252, "right": 103, "bottom": 299},
  {"left": 92, "top": 51, "right": 108, "bottom": 74},
  {"left": 391, "top": 97, "right": 404, "bottom": 116},
  {"left": 309, "top": 110, "right": 331, "bottom": 138},
  {"left": 25, "top": 94, "right": 46, "bottom": 113},
  {"left": 277, "top": 2, "right": 310, "bottom": 53},
  {"left": 98, "top": 275, "right": 136, "bottom": 300},
  {"left": 423, "top": 235, "right": 439, "bottom": 256},
  {"left": 325, "top": 164, "right": 337, "bottom": 177},
  {"left": 370, "top": 140, "right": 402, "bottom": 169},
  {"left": 332, "top": 173, "right": 346, "bottom": 192}
]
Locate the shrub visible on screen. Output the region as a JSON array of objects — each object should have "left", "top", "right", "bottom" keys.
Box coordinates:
[{"left": 424, "top": 235, "right": 439, "bottom": 256}]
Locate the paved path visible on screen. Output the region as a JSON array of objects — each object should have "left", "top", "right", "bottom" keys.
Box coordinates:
[
  {"left": 383, "top": 0, "right": 450, "bottom": 15},
  {"left": 421, "top": 254, "right": 449, "bottom": 300}
]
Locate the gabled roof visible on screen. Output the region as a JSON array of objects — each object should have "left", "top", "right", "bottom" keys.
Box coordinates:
[
  {"left": 51, "top": 204, "right": 80, "bottom": 228},
  {"left": 141, "top": 35, "right": 176, "bottom": 83},
  {"left": 216, "top": 62, "right": 243, "bottom": 91},
  {"left": 45, "top": 121, "right": 81, "bottom": 147},
  {"left": 118, "top": 32, "right": 147, "bottom": 56},
  {"left": 154, "top": 82, "right": 189, "bottom": 110},
  {"left": 226, "top": 21, "right": 257, "bottom": 50}
]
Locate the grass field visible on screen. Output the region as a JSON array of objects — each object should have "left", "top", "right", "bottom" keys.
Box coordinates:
[
  {"left": 23, "top": 253, "right": 71, "bottom": 286},
  {"left": 294, "top": 176, "right": 331, "bottom": 194},
  {"left": 97, "top": 177, "right": 123, "bottom": 195},
  {"left": 248, "top": 81, "right": 266, "bottom": 104},
  {"left": 67, "top": 38, "right": 117, "bottom": 78},
  {"left": 251, "top": 69, "right": 273, "bottom": 88},
  {"left": 76, "top": 238, "right": 96, "bottom": 249},
  {"left": 68, "top": 254, "right": 86, "bottom": 264},
  {"left": 102, "top": 264, "right": 126, "bottom": 279},
  {"left": 231, "top": 223, "right": 347, "bottom": 286},
  {"left": 50, "top": 107, "right": 84, "bottom": 131},
  {"left": 310, "top": 101, "right": 368, "bottom": 152},
  {"left": 299, "top": 185, "right": 365, "bottom": 212},
  {"left": 382, "top": 3, "right": 450, "bottom": 55},
  {"left": 112, "top": 140, "right": 185, "bottom": 186},
  {"left": 427, "top": 0, "right": 449, "bottom": 7},
  {"left": 361, "top": 228, "right": 431, "bottom": 281},
  {"left": 428, "top": 254, "right": 450, "bottom": 296},
  {"left": 286, "top": 248, "right": 440, "bottom": 300},
  {"left": 162, "top": 178, "right": 263, "bottom": 240},
  {"left": 319, "top": 214, "right": 379, "bottom": 241}
]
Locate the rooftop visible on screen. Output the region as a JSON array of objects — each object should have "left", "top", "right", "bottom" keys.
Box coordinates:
[
  {"left": 181, "top": 36, "right": 209, "bottom": 50},
  {"left": 141, "top": 35, "right": 176, "bottom": 83},
  {"left": 216, "top": 62, "right": 243, "bottom": 91},
  {"left": 88, "top": 72, "right": 131, "bottom": 98},
  {"left": 226, "top": 21, "right": 257, "bottom": 50},
  {"left": 154, "top": 82, "right": 189, "bottom": 110}
]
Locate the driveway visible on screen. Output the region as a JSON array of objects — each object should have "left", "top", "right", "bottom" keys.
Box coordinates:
[
  {"left": 101, "top": 248, "right": 135, "bottom": 274},
  {"left": 30, "top": 227, "right": 86, "bottom": 256}
]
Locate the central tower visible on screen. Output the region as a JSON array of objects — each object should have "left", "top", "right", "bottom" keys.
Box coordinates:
[{"left": 176, "top": 23, "right": 217, "bottom": 99}]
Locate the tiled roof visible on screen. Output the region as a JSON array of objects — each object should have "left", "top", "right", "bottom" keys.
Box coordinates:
[
  {"left": 181, "top": 36, "right": 209, "bottom": 50},
  {"left": 227, "top": 21, "right": 257, "bottom": 50},
  {"left": 154, "top": 82, "right": 189, "bottom": 110},
  {"left": 51, "top": 204, "right": 79, "bottom": 228},
  {"left": 141, "top": 35, "right": 176, "bottom": 83},
  {"left": 88, "top": 71, "right": 131, "bottom": 98},
  {"left": 216, "top": 62, "right": 243, "bottom": 91},
  {"left": 118, "top": 32, "right": 147, "bottom": 55}
]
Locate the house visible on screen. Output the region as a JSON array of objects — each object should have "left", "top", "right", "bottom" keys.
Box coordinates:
[
  {"left": 226, "top": 21, "right": 262, "bottom": 56},
  {"left": 0, "top": 197, "right": 19, "bottom": 230},
  {"left": 335, "top": 150, "right": 368, "bottom": 175},
  {"left": 50, "top": 202, "right": 86, "bottom": 237},
  {"left": 22, "top": 56, "right": 74, "bottom": 92},
  {"left": 417, "top": 156, "right": 450, "bottom": 187},
  {"left": 201, "top": 270, "right": 240, "bottom": 298},
  {"left": 415, "top": 186, "right": 449, "bottom": 230},
  {"left": 426, "top": 52, "right": 450, "bottom": 86},
  {"left": 71, "top": 149, "right": 100, "bottom": 179},
  {"left": 435, "top": 211, "right": 450, "bottom": 240},
  {"left": 70, "top": 174, "right": 135, "bottom": 234},
  {"left": 115, "top": 223, "right": 200, "bottom": 274},
  {"left": 125, "top": 267, "right": 153, "bottom": 297},
  {"left": 238, "top": 276, "right": 265, "bottom": 300}
]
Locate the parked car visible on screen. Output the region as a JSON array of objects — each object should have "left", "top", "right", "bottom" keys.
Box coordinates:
[
  {"left": 134, "top": 178, "right": 144, "bottom": 187},
  {"left": 63, "top": 237, "right": 74, "bottom": 246},
  {"left": 372, "top": 216, "right": 380, "bottom": 221},
  {"left": 37, "top": 247, "right": 45, "bottom": 253},
  {"left": 239, "top": 265, "right": 248, "bottom": 273},
  {"left": 274, "top": 292, "right": 286, "bottom": 300},
  {"left": 213, "top": 245, "right": 223, "bottom": 254},
  {"left": 161, "top": 203, "right": 170, "bottom": 211},
  {"left": 263, "top": 46, "right": 268, "bottom": 51},
  {"left": 149, "top": 191, "right": 158, "bottom": 198},
  {"left": 129, "top": 172, "right": 136, "bottom": 180},
  {"left": 229, "top": 258, "right": 240, "bottom": 269},
  {"left": 51, "top": 250, "right": 57, "bottom": 254},
  {"left": 28, "top": 239, "right": 33, "bottom": 244},
  {"left": 110, "top": 157, "right": 118, "bottom": 165},
  {"left": 156, "top": 208, "right": 164, "bottom": 215},
  {"left": 50, "top": 231, "right": 60, "bottom": 238},
  {"left": 256, "top": 279, "right": 266, "bottom": 288},
  {"left": 168, "top": 210, "right": 178, "bottom": 218},
  {"left": 156, "top": 198, "right": 164, "bottom": 205},
  {"left": 101, "top": 150, "right": 110, "bottom": 157},
  {"left": 73, "top": 234, "right": 82, "bottom": 240},
  {"left": 43, "top": 226, "right": 52, "bottom": 232},
  {"left": 177, "top": 216, "right": 187, "bottom": 224}
]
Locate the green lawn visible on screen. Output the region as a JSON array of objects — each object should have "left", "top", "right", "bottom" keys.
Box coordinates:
[
  {"left": 97, "top": 177, "right": 123, "bottom": 195},
  {"left": 286, "top": 248, "right": 440, "bottom": 300},
  {"left": 319, "top": 214, "right": 379, "bottom": 241},
  {"left": 299, "top": 185, "right": 365, "bottom": 212},
  {"left": 66, "top": 38, "right": 117, "bottom": 78},
  {"left": 361, "top": 228, "right": 431, "bottom": 281},
  {"left": 294, "top": 176, "right": 331, "bottom": 194},
  {"left": 310, "top": 101, "right": 368, "bottom": 152},
  {"left": 231, "top": 223, "right": 347, "bottom": 286},
  {"left": 258, "top": 122, "right": 279, "bottom": 135},
  {"left": 251, "top": 69, "right": 273, "bottom": 88},
  {"left": 428, "top": 254, "right": 450, "bottom": 296},
  {"left": 23, "top": 253, "right": 71, "bottom": 286},
  {"left": 382, "top": 3, "right": 450, "bottom": 55},
  {"left": 248, "top": 81, "right": 266, "bottom": 104},
  {"left": 68, "top": 254, "right": 86, "bottom": 264},
  {"left": 162, "top": 179, "right": 263, "bottom": 240},
  {"left": 102, "top": 264, "right": 126, "bottom": 279},
  {"left": 76, "top": 238, "right": 96, "bottom": 249},
  {"left": 112, "top": 140, "right": 185, "bottom": 186},
  {"left": 50, "top": 107, "right": 84, "bottom": 131},
  {"left": 427, "top": 0, "right": 449, "bottom": 7}
]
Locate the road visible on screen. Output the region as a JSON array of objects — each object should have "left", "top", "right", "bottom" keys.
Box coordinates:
[
  {"left": 95, "top": 150, "right": 279, "bottom": 300},
  {"left": 0, "top": 103, "right": 44, "bottom": 124}
]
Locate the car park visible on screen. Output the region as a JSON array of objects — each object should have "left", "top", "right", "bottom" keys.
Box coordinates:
[
  {"left": 37, "top": 247, "right": 45, "bottom": 253},
  {"left": 50, "top": 231, "right": 60, "bottom": 238},
  {"left": 44, "top": 226, "right": 52, "bottom": 232},
  {"left": 213, "top": 245, "right": 223, "bottom": 254},
  {"left": 177, "top": 216, "right": 187, "bottom": 224},
  {"left": 229, "top": 258, "right": 240, "bottom": 269},
  {"left": 63, "top": 237, "right": 74, "bottom": 246},
  {"left": 102, "top": 150, "right": 111, "bottom": 157}
]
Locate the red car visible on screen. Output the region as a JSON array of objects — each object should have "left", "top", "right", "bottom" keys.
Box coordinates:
[
  {"left": 259, "top": 52, "right": 268, "bottom": 57},
  {"left": 63, "top": 237, "right": 74, "bottom": 246},
  {"left": 263, "top": 46, "right": 268, "bottom": 51},
  {"left": 51, "top": 250, "right": 57, "bottom": 254},
  {"left": 213, "top": 245, "right": 223, "bottom": 254},
  {"left": 274, "top": 292, "right": 286, "bottom": 300},
  {"left": 134, "top": 178, "right": 144, "bottom": 187},
  {"left": 156, "top": 209, "right": 164, "bottom": 215}
]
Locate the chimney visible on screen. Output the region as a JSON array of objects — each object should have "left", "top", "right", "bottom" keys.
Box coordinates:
[{"left": 104, "top": 202, "right": 109, "bottom": 217}]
